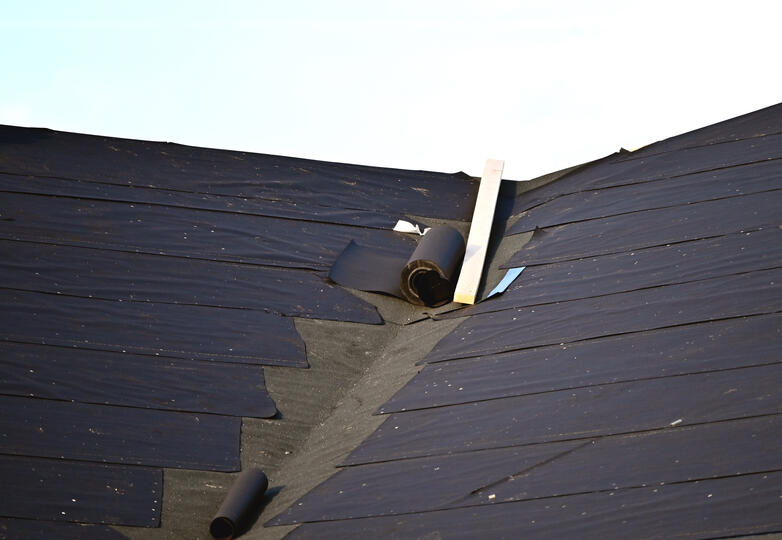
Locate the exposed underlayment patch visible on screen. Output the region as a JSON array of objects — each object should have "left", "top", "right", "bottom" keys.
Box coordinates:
[
  {"left": 114, "top": 308, "right": 461, "bottom": 540},
  {"left": 247, "top": 315, "right": 463, "bottom": 540}
]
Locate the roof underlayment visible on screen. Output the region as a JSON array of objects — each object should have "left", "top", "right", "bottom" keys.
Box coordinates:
[{"left": 0, "top": 102, "right": 781, "bottom": 539}]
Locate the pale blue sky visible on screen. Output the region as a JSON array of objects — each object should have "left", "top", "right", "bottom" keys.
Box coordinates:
[{"left": 2, "top": 1, "right": 780, "bottom": 179}]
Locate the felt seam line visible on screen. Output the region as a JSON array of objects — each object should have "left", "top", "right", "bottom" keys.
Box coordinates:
[
  {"left": 0, "top": 233, "right": 329, "bottom": 271},
  {"left": 611, "top": 128, "right": 782, "bottom": 163},
  {"left": 508, "top": 156, "right": 782, "bottom": 218},
  {"left": 508, "top": 187, "right": 782, "bottom": 236},
  {"left": 468, "top": 440, "right": 593, "bottom": 495},
  {"left": 502, "top": 226, "right": 779, "bottom": 266},
  {"left": 0, "top": 391, "right": 268, "bottom": 419},
  {"left": 338, "top": 412, "right": 782, "bottom": 469},
  {"left": 0, "top": 181, "right": 401, "bottom": 232},
  {"left": 278, "top": 469, "right": 782, "bottom": 526},
  {"left": 375, "top": 359, "right": 782, "bottom": 415},
  {"left": 0, "top": 335, "right": 302, "bottom": 365},
  {"left": 0, "top": 237, "right": 326, "bottom": 272},
  {"left": 424, "top": 309, "right": 782, "bottom": 364},
  {"left": 443, "top": 264, "right": 782, "bottom": 320}
]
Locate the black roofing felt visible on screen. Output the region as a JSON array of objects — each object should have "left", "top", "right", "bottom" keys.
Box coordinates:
[
  {"left": 285, "top": 471, "right": 782, "bottom": 540},
  {"left": 617, "top": 101, "right": 782, "bottom": 156},
  {"left": 0, "top": 191, "right": 416, "bottom": 271},
  {"left": 329, "top": 226, "right": 466, "bottom": 306},
  {"left": 0, "top": 341, "right": 276, "bottom": 417},
  {"left": 0, "top": 518, "right": 128, "bottom": 540},
  {"left": 0, "top": 289, "right": 306, "bottom": 367},
  {"left": 345, "top": 363, "right": 782, "bottom": 465},
  {"left": 381, "top": 313, "right": 782, "bottom": 413},
  {"left": 426, "top": 267, "right": 782, "bottom": 363},
  {"left": 0, "top": 395, "right": 241, "bottom": 471},
  {"left": 508, "top": 158, "right": 781, "bottom": 234},
  {"left": 1, "top": 240, "right": 382, "bottom": 324},
  {"left": 0, "top": 173, "right": 402, "bottom": 230},
  {"left": 507, "top": 128, "right": 782, "bottom": 216},
  {"left": 440, "top": 227, "right": 781, "bottom": 320},
  {"left": 0, "top": 456, "right": 161, "bottom": 527},
  {"left": 272, "top": 415, "right": 782, "bottom": 525},
  {"left": 0, "top": 126, "right": 477, "bottom": 221},
  {"left": 269, "top": 103, "right": 782, "bottom": 538},
  {"left": 0, "top": 124, "right": 479, "bottom": 535},
  {"left": 504, "top": 188, "right": 780, "bottom": 267}
]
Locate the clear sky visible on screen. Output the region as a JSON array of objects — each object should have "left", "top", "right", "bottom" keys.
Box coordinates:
[{"left": 2, "top": 1, "right": 780, "bottom": 180}]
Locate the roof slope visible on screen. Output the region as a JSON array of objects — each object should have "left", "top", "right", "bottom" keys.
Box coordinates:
[
  {"left": 0, "top": 127, "right": 477, "bottom": 537},
  {"left": 268, "top": 103, "right": 782, "bottom": 538}
]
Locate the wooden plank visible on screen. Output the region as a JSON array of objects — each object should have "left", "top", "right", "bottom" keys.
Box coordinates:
[{"left": 453, "top": 159, "right": 504, "bottom": 304}]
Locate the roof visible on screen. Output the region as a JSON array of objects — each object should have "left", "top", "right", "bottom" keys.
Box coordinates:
[
  {"left": 0, "top": 126, "right": 477, "bottom": 538},
  {"left": 0, "top": 102, "right": 780, "bottom": 539},
  {"left": 265, "top": 103, "right": 782, "bottom": 538}
]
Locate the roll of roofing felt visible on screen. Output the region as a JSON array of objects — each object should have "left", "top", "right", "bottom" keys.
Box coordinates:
[
  {"left": 210, "top": 469, "right": 268, "bottom": 540},
  {"left": 329, "top": 226, "right": 466, "bottom": 308},
  {"left": 400, "top": 226, "right": 465, "bottom": 307}
]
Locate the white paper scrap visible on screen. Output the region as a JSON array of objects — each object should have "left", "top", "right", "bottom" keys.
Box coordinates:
[{"left": 393, "top": 219, "right": 430, "bottom": 236}]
